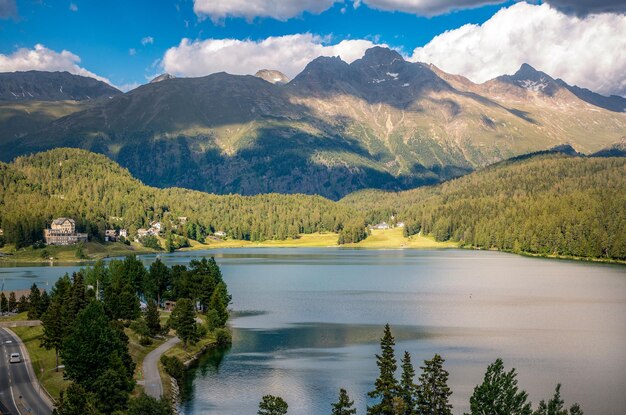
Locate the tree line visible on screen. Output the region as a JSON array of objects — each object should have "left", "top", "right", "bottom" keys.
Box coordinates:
[
  {"left": 1, "top": 149, "right": 624, "bottom": 258},
  {"left": 341, "top": 155, "right": 626, "bottom": 260},
  {"left": 10, "top": 255, "right": 230, "bottom": 415},
  {"left": 258, "top": 325, "right": 584, "bottom": 415}
]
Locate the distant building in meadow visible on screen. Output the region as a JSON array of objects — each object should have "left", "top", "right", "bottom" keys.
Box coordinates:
[
  {"left": 396, "top": 222, "right": 405, "bottom": 228},
  {"left": 370, "top": 222, "right": 390, "bottom": 230},
  {"left": 44, "top": 218, "right": 88, "bottom": 245},
  {"left": 214, "top": 231, "right": 227, "bottom": 238},
  {"left": 119, "top": 229, "right": 128, "bottom": 238}
]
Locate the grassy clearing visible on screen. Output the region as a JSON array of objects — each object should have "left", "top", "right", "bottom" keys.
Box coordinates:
[
  {"left": 0, "top": 311, "right": 28, "bottom": 321},
  {"left": 10, "top": 325, "right": 69, "bottom": 401},
  {"left": 185, "top": 229, "right": 458, "bottom": 250},
  {"left": 0, "top": 241, "right": 155, "bottom": 264}
]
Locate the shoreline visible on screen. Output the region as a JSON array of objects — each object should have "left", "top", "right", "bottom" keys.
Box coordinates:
[{"left": 1, "top": 230, "right": 624, "bottom": 266}]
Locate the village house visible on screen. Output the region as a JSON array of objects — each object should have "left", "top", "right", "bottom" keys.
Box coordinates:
[
  {"left": 396, "top": 222, "right": 405, "bottom": 228},
  {"left": 44, "top": 218, "right": 88, "bottom": 245},
  {"left": 150, "top": 221, "right": 162, "bottom": 232},
  {"left": 105, "top": 229, "right": 118, "bottom": 242},
  {"left": 369, "top": 222, "right": 390, "bottom": 230},
  {"left": 119, "top": 229, "right": 128, "bottom": 238},
  {"left": 214, "top": 231, "right": 227, "bottom": 238}
]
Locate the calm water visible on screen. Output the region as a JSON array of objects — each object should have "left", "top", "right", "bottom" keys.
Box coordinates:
[{"left": 1, "top": 249, "right": 625, "bottom": 414}]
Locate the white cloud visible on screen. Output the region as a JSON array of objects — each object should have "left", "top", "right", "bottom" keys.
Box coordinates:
[
  {"left": 141, "top": 36, "right": 154, "bottom": 46},
  {"left": 361, "top": 0, "right": 505, "bottom": 16},
  {"left": 0, "top": 44, "right": 112, "bottom": 85},
  {"left": 129, "top": 48, "right": 136, "bottom": 56},
  {"left": 118, "top": 82, "right": 141, "bottom": 92},
  {"left": 193, "top": 0, "right": 338, "bottom": 21},
  {"left": 69, "top": 3, "right": 78, "bottom": 12},
  {"left": 162, "top": 34, "right": 382, "bottom": 79},
  {"left": 409, "top": 2, "right": 626, "bottom": 96}
]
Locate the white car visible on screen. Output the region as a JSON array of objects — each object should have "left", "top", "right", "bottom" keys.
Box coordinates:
[{"left": 9, "top": 353, "right": 21, "bottom": 363}]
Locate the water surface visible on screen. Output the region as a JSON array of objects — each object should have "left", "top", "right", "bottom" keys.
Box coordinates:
[{"left": 2, "top": 249, "right": 624, "bottom": 414}]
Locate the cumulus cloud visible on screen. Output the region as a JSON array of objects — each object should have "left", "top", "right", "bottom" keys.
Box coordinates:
[
  {"left": 0, "top": 0, "right": 17, "bottom": 19},
  {"left": 162, "top": 34, "right": 382, "bottom": 79},
  {"left": 69, "top": 3, "right": 78, "bottom": 12},
  {"left": 361, "top": 0, "right": 505, "bottom": 16},
  {"left": 409, "top": 2, "right": 626, "bottom": 96},
  {"left": 0, "top": 44, "right": 112, "bottom": 85},
  {"left": 141, "top": 36, "right": 154, "bottom": 46},
  {"left": 193, "top": 0, "right": 337, "bottom": 21}
]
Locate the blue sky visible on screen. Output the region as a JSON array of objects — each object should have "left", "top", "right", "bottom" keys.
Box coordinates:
[{"left": 0, "top": 1, "right": 624, "bottom": 96}]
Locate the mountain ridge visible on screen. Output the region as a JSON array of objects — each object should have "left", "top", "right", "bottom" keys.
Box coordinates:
[{"left": 0, "top": 47, "right": 624, "bottom": 199}]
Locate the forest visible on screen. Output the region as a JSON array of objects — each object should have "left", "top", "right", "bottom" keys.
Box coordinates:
[{"left": 0, "top": 148, "right": 624, "bottom": 260}]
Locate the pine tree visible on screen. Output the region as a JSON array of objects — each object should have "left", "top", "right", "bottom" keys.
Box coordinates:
[
  {"left": 467, "top": 358, "right": 532, "bottom": 415},
  {"left": 208, "top": 281, "right": 229, "bottom": 328},
  {"left": 38, "top": 289, "right": 51, "bottom": 317},
  {"left": 8, "top": 291, "right": 17, "bottom": 312},
  {"left": 170, "top": 298, "right": 198, "bottom": 350},
  {"left": 332, "top": 388, "right": 357, "bottom": 415},
  {"left": 41, "top": 297, "right": 66, "bottom": 371},
  {"left": 399, "top": 351, "right": 417, "bottom": 415},
  {"left": 533, "top": 384, "right": 583, "bottom": 415},
  {"left": 416, "top": 354, "right": 452, "bottom": 415},
  {"left": 0, "top": 292, "right": 6, "bottom": 313},
  {"left": 147, "top": 257, "right": 171, "bottom": 305},
  {"left": 145, "top": 299, "right": 161, "bottom": 337},
  {"left": 68, "top": 272, "right": 88, "bottom": 319},
  {"left": 27, "top": 283, "right": 41, "bottom": 319},
  {"left": 258, "top": 395, "right": 288, "bottom": 415},
  {"left": 367, "top": 324, "right": 399, "bottom": 415}
]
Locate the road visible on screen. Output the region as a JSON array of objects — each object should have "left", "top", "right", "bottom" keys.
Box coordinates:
[
  {"left": 142, "top": 336, "right": 180, "bottom": 399},
  {"left": 0, "top": 329, "right": 53, "bottom": 415}
]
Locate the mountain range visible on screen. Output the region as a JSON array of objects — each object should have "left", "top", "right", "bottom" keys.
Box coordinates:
[{"left": 0, "top": 47, "right": 624, "bottom": 199}]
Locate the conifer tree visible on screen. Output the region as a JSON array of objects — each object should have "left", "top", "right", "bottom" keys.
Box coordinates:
[
  {"left": 368, "top": 324, "right": 399, "bottom": 415},
  {"left": 27, "top": 283, "right": 41, "bottom": 319},
  {"left": 38, "top": 289, "right": 51, "bottom": 317},
  {"left": 170, "top": 298, "right": 198, "bottom": 350},
  {"left": 467, "top": 358, "right": 532, "bottom": 415},
  {"left": 41, "top": 298, "right": 66, "bottom": 371},
  {"left": 416, "top": 354, "right": 452, "bottom": 415},
  {"left": 332, "top": 388, "right": 357, "bottom": 415},
  {"left": 399, "top": 351, "right": 417, "bottom": 415},
  {"left": 209, "top": 281, "right": 229, "bottom": 327},
  {"left": 533, "top": 384, "right": 583, "bottom": 415},
  {"left": 0, "top": 292, "right": 6, "bottom": 313},
  {"left": 8, "top": 291, "right": 17, "bottom": 312},
  {"left": 258, "top": 395, "right": 288, "bottom": 415},
  {"left": 145, "top": 299, "right": 161, "bottom": 337}
]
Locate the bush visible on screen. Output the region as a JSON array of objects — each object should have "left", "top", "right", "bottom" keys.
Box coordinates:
[
  {"left": 215, "top": 328, "right": 232, "bottom": 346},
  {"left": 139, "top": 336, "right": 153, "bottom": 346},
  {"left": 140, "top": 235, "right": 161, "bottom": 250},
  {"left": 160, "top": 355, "right": 185, "bottom": 383},
  {"left": 130, "top": 319, "right": 150, "bottom": 337}
]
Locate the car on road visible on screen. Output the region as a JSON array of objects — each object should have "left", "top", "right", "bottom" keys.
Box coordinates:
[{"left": 9, "top": 352, "right": 21, "bottom": 363}]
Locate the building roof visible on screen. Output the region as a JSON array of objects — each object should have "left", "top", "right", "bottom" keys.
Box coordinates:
[{"left": 52, "top": 217, "right": 75, "bottom": 225}]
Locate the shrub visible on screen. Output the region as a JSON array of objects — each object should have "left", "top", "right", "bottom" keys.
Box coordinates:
[
  {"left": 160, "top": 355, "right": 185, "bottom": 383},
  {"left": 215, "top": 328, "right": 232, "bottom": 346}
]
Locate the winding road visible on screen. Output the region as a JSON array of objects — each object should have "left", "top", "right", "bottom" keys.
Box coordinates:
[
  {"left": 142, "top": 336, "right": 180, "bottom": 399},
  {"left": 0, "top": 328, "right": 53, "bottom": 415}
]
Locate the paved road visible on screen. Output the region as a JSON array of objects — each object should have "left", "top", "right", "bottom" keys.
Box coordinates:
[
  {"left": 142, "top": 336, "right": 180, "bottom": 398},
  {"left": 0, "top": 329, "right": 53, "bottom": 415}
]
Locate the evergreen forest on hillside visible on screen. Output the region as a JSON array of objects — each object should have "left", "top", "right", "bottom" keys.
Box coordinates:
[{"left": 0, "top": 148, "right": 624, "bottom": 260}]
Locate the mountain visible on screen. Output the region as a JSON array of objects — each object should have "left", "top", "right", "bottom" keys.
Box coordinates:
[
  {"left": 0, "top": 48, "right": 624, "bottom": 199},
  {"left": 150, "top": 73, "right": 176, "bottom": 83},
  {"left": 555, "top": 80, "right": 626, "bottom": 113},
  {"left": 0, "top": 71, "right": 121, "bottom": 102},
  {"left": 593, "top": 137, "right": 626, "bottom": 157},
  {"left": 255, "top": 69, "right": 290, "bottom": 85}
]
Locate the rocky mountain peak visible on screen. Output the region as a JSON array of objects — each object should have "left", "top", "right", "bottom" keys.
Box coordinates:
[
  {"left": 361, "top": 47, "right": 404, "bottom": 66},
  {"left": 254, "top": 69, "right": 290, "bottom": 85},
  {"left": 150, "top": 73, "right": 175, "bottom": 83}
]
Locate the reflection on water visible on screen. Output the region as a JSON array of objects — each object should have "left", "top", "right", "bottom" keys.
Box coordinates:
[{"left": 1, "top": 248, "right": 625, "bottom": 414}]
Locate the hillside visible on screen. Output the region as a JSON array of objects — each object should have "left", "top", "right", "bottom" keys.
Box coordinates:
[
  {"left": 0, "top": 148, "right": 624, "bottom": 261},
  {"left": 341, "top": 154, "right": 626, "bottom": 260},
  {"left": 0, "top": 71, "right": 121, "bottom": 102},
  {"left": 0, "top": 47, "right": 624, "bottom": 199},
  {"left": 0, "top": 148, "right": 355, "bottom": 247}
]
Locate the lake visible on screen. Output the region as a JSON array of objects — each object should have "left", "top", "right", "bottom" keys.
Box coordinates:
[{"left": 1, "top": 248, "right": 625, "bottom": 414}]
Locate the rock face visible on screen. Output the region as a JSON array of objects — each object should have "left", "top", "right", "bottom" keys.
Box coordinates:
[
  {"left": 0, "top": 47, "right": 624, "bottom": 200},
  {"left": 150, "top": 73, "right": 176, "bottom": 84},
  {"left": 0, "top": 71, "right": 121, "bottom": 101},
  {"left": 254, "top": 69, "right": 290, "bottom": 85}
]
